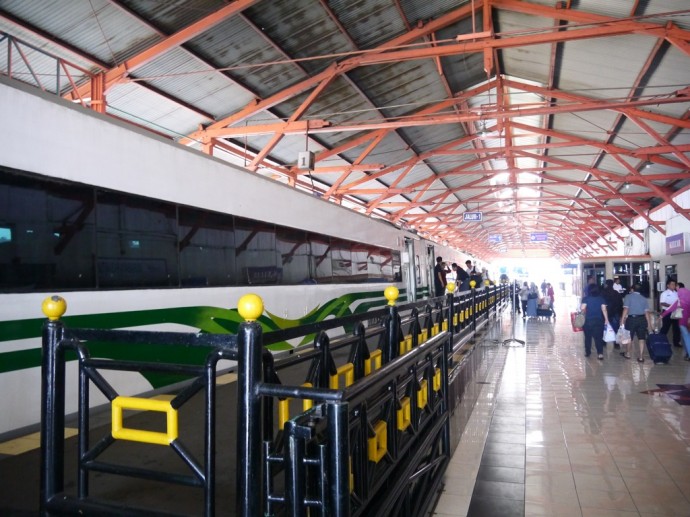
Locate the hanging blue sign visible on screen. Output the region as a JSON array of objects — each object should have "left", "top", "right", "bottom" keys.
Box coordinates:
[
  {"left": 530, "top": 232, "right": 548, "bottom": 242},
  {"left": 463, "top": 212, "right": 482, "bottom": 222},
  {"left": 488, "top": 234, "right": 502, "bottom": 243}
]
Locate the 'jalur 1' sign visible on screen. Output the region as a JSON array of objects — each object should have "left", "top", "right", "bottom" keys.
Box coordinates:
[{"left": 463, "top": 212, "right": 482, "bottom": 222}]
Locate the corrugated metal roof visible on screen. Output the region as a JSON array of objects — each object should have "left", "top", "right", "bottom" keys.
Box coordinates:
[
  {"left": 106, "top": 81, "right": 203, "bottom": 138},
  {"left": 133, "top": 47, "right": 253, "bottom": 121},
  {"left": 1, "top": 0, "right": 688, "bottom": 260},
  {"left": 2, "top": 0, "right": 158, "bottom": 65},
  {"left": 186, "top": 16, "right": 306, "bottom": 99},
  {"left": 399, "top": 0, "right": 471, "bottom": 26},
  {"left": 120, "top": 0, "right": 226, "bottom": 33},
  {"left": 328, "top": 0, "right": 408, "bottom": 50},
  {"left": 244, "top": 1, "right": 353, "bottom": 75},
  {"left": 495, "top": 9, "right": 552, "bottom": 86}
]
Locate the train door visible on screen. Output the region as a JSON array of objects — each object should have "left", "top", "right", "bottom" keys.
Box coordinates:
[
  {"left": 404, "top": 237, "right": 417, "bottom": 301},
  {"left": 427, "top": 245, "right": 436, "bottom": 297}
]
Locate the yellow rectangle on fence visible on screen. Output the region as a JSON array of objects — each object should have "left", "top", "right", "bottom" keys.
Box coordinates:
[{"left": 111, "top": 396, "right": 178, "bottom": 446}]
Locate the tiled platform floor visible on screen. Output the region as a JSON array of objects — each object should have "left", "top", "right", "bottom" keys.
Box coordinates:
[{"left": 435, "top": 297, "right": 690, "bottom": 517}]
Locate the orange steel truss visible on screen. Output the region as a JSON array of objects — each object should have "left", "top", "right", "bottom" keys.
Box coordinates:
[{"left": 3, "top": 0, "right": 688, "bottom": 261}]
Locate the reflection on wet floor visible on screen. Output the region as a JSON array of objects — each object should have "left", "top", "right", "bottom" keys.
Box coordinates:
[{"left": 436, "top": 298, "right": 690, "bottom": 517}]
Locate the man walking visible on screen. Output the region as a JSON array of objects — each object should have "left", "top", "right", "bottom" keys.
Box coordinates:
[
  {"left": 659, "top": 279, "right": 681, "bottom": 348},
  {"left": 620, "top": 284, "right": 652, "bottom": 362}
]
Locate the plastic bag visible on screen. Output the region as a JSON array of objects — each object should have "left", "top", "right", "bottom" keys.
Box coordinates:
[
  {"left": 571, "top": 311, "right": 585, "bottom": 331},
  {"left": 603, "top": 323, "right": 616, "bottom": 342},
  {"left": 616, "top": 326, "right": 631, "bottom": 345},
  {"left": 671, "top": 306, "right": 683, "bottom": 319}
]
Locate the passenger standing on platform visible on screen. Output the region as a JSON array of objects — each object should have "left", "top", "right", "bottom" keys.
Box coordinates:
[
  {"left": 620, "top": 284, "right": 652, "bottom": 362},
  {"left": 541, "top": 279, "right": 547, "bottom": 297},
  {"left": 580, "top": 285, "right": 609, "bottom": 359},
  {"left": 661, "top": 284, "right": 690, "bottom": 361},
  {"left": 469, "top": 261, "right": 483, "bottom": 287},
  {"left": 659, "top": 279, "right": 681, "bottom": 348},
  {"left": 519, "top": 282, "right": 530, "bottom": 318},
  {"left": 456, "top": 262, "right": 470, "bottom": 291},
  {"left": 602, "top": 279, "right": 624, "bottom": 348},
  {"left": 464, "top": 260, "right": 475, "bottom": 278},
  {"left": 513, "top": 281, "right": 521, "bottom": 314},
  {"left": 526, "top": 283, "right": 539, "bottom": 318},
  {"left": 585, "top": 276, "right": 596, "bottom": 296},
  {"left": 447, "top": 263, "right": 458, "bottom": 284},
  {"left": 546, "top": 283, "right": 555, "bottom": 313},
  {"left": 434, "top": 257, "right": 447, "bottom": 297}
]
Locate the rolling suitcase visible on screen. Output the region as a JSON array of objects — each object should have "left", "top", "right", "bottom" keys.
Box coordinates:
[{"left": 647, "top": 332, "right": 673, "bottom": 364}]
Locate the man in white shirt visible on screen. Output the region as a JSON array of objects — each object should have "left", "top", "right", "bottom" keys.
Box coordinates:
[
  {"left": 612, "top": 277, "right": 625, "bottom": 294},
  {"left": 659, "top": 279, "right": 681, "bottom": 347}
]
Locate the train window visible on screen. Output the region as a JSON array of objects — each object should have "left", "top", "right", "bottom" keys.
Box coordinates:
[
  {"left": 1, "top": 169, "right": 399, "bottom": 291},
  {"left": 0, "top": 171, "right": 95, "bottom": 290},
  {"left": 96, "top": 192, "right": 178, "bottom": 288},
  {"left": 235, "top": 217, "right": 280, "bottom": 286},
  {"left": 309, "top": 234, "right": 332, "bottom": 283},
  {"left": 179, "top": 207, "right": 236, "bottom": 287},
  {"left": 331, "top": 239, "right": 353, "bottom": 281},
  {"left": 276, "top": 227, "right": 310, "bottom": 285}
]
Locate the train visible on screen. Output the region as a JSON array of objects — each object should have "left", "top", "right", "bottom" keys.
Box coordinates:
[{"left": 0, "top": 77, "right": 476, "bottom": 438}]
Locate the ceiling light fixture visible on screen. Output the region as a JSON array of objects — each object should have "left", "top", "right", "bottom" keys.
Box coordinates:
[{"left": 623, "top": 182, "right": 630, "bottom": 189}]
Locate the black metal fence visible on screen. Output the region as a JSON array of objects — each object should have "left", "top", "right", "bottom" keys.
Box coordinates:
[{"left": 40, "top": 285, "right": 508, "bottom": 516}]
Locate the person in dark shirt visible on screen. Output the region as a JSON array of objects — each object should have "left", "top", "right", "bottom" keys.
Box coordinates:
[
  {"left": 602, "top": 279, "right": 623, "bottom": 348},
  {"left": 455, "top": 261, "right": 469, "bottom": 291},
  {"left": 433, "top": 257, "right": 447, "bottom": 297},
  {"left": 580, "top": 285, "right": 610, "bottom": 359}
]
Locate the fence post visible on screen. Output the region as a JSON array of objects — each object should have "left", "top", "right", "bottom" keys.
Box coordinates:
[
  {"left": 384, "top": 286, "right": 400, "bottom": 363},
  {"left": 446, "top": 286, "right": 455, "bottom": 365},
  {"left": 40, "top": 295, "right": 67, "bottom": 512},
  {"left": 236, "top": 294, "right": 264, "bottom": 517},
  {"left": 327, "top": 401, "right": 350, "bottom": 517},
  {"left": 470, "top": 281, "right": 478, "bottom": 333}
]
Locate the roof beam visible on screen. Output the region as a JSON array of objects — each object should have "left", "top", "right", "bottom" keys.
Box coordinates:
[{"left": 184, "top": 3, "right": 479, "bottom": 143}]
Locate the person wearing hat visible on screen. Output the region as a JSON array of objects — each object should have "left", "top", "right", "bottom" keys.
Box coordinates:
[{"left": 612, "top": 277, "right": 625, "bottom": 294}]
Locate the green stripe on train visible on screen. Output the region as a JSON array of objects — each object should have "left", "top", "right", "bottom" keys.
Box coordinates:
[{"left": 0, "top": 289, "right": 402, "bottom": 386}]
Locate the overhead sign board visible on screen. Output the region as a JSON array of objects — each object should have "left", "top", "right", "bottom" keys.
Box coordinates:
[
  {"left": 530, "top": 232, "right": 548, "bottom": 242},
  {"left": 489, "top": 234, "right": 502, "bottom": 243},
  {"left": 463, "top": 212, "right": 482, "bottom": 222},
  {"left": 666, "top": 233, "right": 690, "bottom": 255}
]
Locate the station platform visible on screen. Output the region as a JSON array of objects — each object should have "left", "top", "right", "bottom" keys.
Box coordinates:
[
  {"left": 1, "top": 297, "right": 689, "bottom": 516},
  {"left": 435, "top": 299, "right": 690, "bottom": 517}
]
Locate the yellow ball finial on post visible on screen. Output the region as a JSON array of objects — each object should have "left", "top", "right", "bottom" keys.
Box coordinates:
[
  {"left": 484, "top": 279, "right": 490, "bottom": 286},
  {"left": 384, "top": 286, "right": 399, "bottom": 306},
  {"left": 469, "top": 280, "right": 476, "bottom": 289},
  {"left": 42, "top": 295, "right": 67, "bottom": 321},
  {"left": 446, "top": 282, "right": 455, "bottom": 293},
  {"left": 237, "top": 294, "right": 264, "bottom": 322}
]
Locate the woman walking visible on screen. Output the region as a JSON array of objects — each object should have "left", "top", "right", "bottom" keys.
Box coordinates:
[{"left": 580, "top": 285, "right": 610, "bottom": 359}]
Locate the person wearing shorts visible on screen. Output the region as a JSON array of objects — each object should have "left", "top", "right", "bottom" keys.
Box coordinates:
[{"left": 620, "top": 284, "right": 652, "bottom": 362}]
